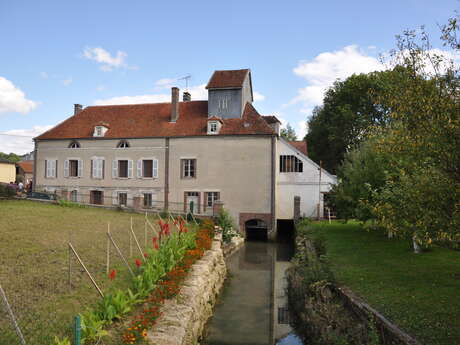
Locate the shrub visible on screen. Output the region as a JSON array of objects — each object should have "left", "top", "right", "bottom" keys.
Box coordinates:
[
  {"left": 215, "top": 209, "right": 238, "bottom": 243},
  {"left": 0, "top": 183, "right": 16, "bottom": 197}
]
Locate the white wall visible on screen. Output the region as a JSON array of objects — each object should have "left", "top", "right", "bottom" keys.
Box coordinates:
[{"left": 276, "top": 138, "right": 336, "bottom": 219}]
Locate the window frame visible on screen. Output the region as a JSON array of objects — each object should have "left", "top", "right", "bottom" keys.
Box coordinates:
[
  {"left": 181, "top": 158, "right": 196, "bottom": 179},
  {"left": 279, "top": 155, "right": 303, "bottom": 173}
]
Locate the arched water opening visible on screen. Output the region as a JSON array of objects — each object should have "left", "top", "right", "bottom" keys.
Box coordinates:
[{"left": 245, "top": 219, "right": 268, "bottom": 241}]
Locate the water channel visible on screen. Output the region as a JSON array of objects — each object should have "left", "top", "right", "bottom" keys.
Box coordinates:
[{"left": 203, "top": 228, "right": 304, "bottom": 345}]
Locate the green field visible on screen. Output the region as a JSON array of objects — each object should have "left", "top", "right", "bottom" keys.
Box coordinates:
[
  {"left": 305, "top": 221, "right": 460, "bottom": 345},
  {"left": 0, "top": 200, "right": 160, "bottom": 345}
]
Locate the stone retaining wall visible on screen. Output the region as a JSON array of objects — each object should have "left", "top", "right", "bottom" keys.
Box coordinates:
[{"left": 146, "top": 235, "right": 226, "bottom": 345}]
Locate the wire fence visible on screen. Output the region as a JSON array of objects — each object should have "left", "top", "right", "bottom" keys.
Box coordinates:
[
  {"left": 0, "top": 203, "right": 200, "bottom": 345},
  {"left": 28, "top": 189, "right": 220, "bottom": 218}
]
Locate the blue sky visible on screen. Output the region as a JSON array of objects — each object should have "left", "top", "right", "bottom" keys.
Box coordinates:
[{"left": 1, "top": 0, "right": 459, "bottom": 154}]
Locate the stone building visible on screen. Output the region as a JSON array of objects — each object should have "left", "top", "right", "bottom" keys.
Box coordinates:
[{"left": 34, "top": 69, "right": 335, "bottom": 238}]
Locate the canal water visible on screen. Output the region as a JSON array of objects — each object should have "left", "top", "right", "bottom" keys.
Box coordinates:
[{"left": 203, "top": 238, "right": 304, "bottom": 345}]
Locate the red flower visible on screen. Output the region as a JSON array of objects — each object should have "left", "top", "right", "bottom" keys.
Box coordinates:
[
  {"left": 109, "top": 269, "right": 116, "bottom": 280},
  {"left": 144, "top": 253, "right": 148, "bottom": 258},
  {"left": 135, "top": 259, "right": 142, "bottom": 267},
  {"left": 152, "top": 237, "right": 159, "bottom": 250}
]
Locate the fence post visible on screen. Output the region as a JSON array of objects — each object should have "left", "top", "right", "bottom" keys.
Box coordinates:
[
  {"left": 74, "top": 314, "right": 81, "bottom": 345},
  {"left": 0, "top": 283, "right": 27, "bottom": 345}
]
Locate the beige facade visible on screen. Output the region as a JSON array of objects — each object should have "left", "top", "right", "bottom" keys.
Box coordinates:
[
  {"left": 0, "top": 161, "right": 16, "bottom": 183},
  {"left": 35, "top": 135, "right": 274, "bottom": 232}
]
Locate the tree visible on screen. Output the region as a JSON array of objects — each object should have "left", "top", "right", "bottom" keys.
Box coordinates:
[
  {"left": 305, "top": 71, "right": 394, "bottom": 173},
  {"left": 0, "top": 152, "right": 21, "bottom": 163},
  {"left": 280, "top": 123, "right": 297, "bottom": 141},
  {"left": 332, "top": 14, "right": 460, "bottom": 251}
]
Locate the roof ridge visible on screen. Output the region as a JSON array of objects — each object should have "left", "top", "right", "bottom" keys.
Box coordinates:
[{"left": 89, "top": 100, "right": 207, "bottom": 108}]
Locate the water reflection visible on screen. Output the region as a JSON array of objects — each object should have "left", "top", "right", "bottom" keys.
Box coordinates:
[{"left": 203, "top": 240, "right": 303, "bottom": 345}]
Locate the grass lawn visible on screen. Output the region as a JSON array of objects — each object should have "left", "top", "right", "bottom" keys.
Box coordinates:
[
  {"left": 306, "top": 221, "right": 460, "bottom": 345},
  {"left": 0, "top": 199, "right": 161, "bottom": 345}
]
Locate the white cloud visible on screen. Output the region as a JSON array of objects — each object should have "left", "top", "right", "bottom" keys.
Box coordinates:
[
  {"left": 39, "top": 72, "right": 48, "bottom": 79},
  {"left": 83, "top": 47, "right": 135, "bottom": 71},
  {"left": 0, "top": 77, "right": 38, "bottom": 114},
  {"left": 94, "top": 84, "right": 208, "bottom": 105},
  {"left": 96, "top": 85, "right": 106, "bottom": 92},
  {"left": 94, "top": 94, "right": 170, "bottom": 105},
  {"left": 253, "top": 91, "right": 265, "bottom": 102},
  {"left": 0, "top": 125, "right": 53, "bottom": 154},
  {"left": 296, "top": 120, "right": 308, "bottom": 140},
  {"left": 155, "top": 78, "right": 177, "bottom": 89},
  {"left": 291, "top": 45, "right": 384, "bottom": 107},
  {"left": 62, "top": 77, "right": 73, "bottom": 86}
]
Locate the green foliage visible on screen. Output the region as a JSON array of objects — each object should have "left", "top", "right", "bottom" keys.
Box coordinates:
[
  {"left": 215, "top": 209, "right": 237, "bottom": 243},
  {"left": 330, "top": 14, "right": 460, "bottom": 249},
  {"left": 51, "top": 336, "right": 71, "bottom": 345},
  {"left": 331, "top": 138, "right": 393, "bottom": 221},
  {"left": 96, "top": 289, "right": 140, "bottom": 321},
  {"left": 0, "top": 184, "right": 16, "bottom": 197},
  {"left": 280, "top": 123, "right": 298, "bottom": 141},
  {"left": 80, "top": 311, "right": 108, "bottom": 344},
  {"left": 0, "top": 152, "right": 22, "bottom": 163},
  {"left": 305, "top": 71, "right": 393, "bottom": 173}
]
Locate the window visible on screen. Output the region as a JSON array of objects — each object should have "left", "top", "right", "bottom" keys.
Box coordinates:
[
  {"left": 181, "top": 159, "right": 196, "bottom": 178},
  {"left": 90, "top": 191, "right": 103, "bottom": 205},
  {"left": 70, "top": 190, "right": 78, "bottom": 202},
  {"left": 278, "top": 307, "right": 290, "bottom": 324},
  {"left": 64, "top": 159, "right": 82, "bottom": 178},
  {"left": 68, "top": 141, "right": 80, "bottom": 148},
  {"left": 93, "top": 126, "right": 108, "bottom": 137},
  {"left": 118, "top": 192, "right": 127, "bottom": 206},
  {"left": 206, "top": 192, "right": 220, "bottom": 207},
  {"left": 280, "top": 155, "right": 303, "bottom": 173},
  {"left": 117, "top": 140, "right": 130, "bottom": 148},
  {"left": 137, "top": 159, "right": 158, "bottom": 178},
  {"left": 45, "top": 159, "right": 57, "bottom": 178},
  {"left": 91, "top": 158, "right": 104, "bottom": 179},
  {"left": 144, "top": 193, "right": 152, "bottom": 208},
  {"left": 112, "top": 159, "right": 133, "bottom": 178},
  {"left": 70, "top": 160, "right": 79, "bottom": 177},
  {"left": 118, "top": 160, "right": 128, "bottom": 178},
  {"left": 210, "top": 122, "right": 217, "bottom": 132}
]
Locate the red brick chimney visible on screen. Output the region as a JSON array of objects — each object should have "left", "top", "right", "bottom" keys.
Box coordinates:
[{"left": 171, "top": 87, "right": 179, "bottom": 122}]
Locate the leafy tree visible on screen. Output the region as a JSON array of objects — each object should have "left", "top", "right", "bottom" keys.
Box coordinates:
[
  {"left": 0, "top": 152, "right": 21, "bottom": 163},
  {"left": 280, "top": 123, "right": 297, "bottom": 141},
  {"left": 332, "top": 15, "right": 460, "bottom": 251},
  {"left": 305, "top": 71, "right": 394, "bottom": 173}
]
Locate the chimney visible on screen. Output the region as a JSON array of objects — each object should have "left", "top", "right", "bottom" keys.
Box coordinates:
[
  {"left": 171, "top": 87, "right": 179, "bottom": 122},
  {"left": 183, "top": 91, "right": 191, "bottom": 102},
  {"left": 74, "top": 104, "right": 83, "bottom": 115}
]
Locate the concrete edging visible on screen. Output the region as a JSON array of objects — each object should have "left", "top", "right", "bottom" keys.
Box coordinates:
[{"left": 146, "top": 236, "right": 226, "bottom": 345}]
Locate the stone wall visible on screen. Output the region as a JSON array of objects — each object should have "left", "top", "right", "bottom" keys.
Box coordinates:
[
  {"left": 288, "top": 234, "right": 421, "bottom": 345},
  {"left": 146, "top": 235, "right": 226, "bottom": 345}
]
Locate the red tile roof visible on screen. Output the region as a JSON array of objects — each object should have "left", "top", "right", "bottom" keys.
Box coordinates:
[
  {"left": 289, "top": 141, "right": 308, "bottom": 156},
  {"left": 262, "top": 115, "right": 281, "bottom": 124},
  {"left": 206, "top": 69, "right": 250, "bottom": 89},
  {"left": 35, "top": 101, "right": 275, "bottom": 140},
  {"left": 17, "top": 160, "right": 33, "bottom": 173}
]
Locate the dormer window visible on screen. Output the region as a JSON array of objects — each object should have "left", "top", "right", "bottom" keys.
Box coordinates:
[
  {"left": 210, "top": 122, "right": 217, "bottom": 133},
  {"left": 93, "top": 125, "right": 108, "bottom": 137},
  {"left": 207, "top": 117, "right": 223, "bottom": 135},
  {"left": 68, "top": 141, "right": 80, "bottom": 149},
  {"left": 117, "top": 140, "right": 130, "bottom": 148}
]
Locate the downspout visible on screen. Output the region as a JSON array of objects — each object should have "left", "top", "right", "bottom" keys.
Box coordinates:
[
  {"left": 270, "top": 135, "right": 276, "bottom": 238},
  {"left": 32, "top": 140, "right": 37, "bottom": 192},
  {"left": 164, "top": 138, "right": 169, "bottom": 211}
]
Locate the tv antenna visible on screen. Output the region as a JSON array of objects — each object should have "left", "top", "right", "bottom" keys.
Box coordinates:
[{"left": 178, "top": 74, "right": 192, "bottom": 91}]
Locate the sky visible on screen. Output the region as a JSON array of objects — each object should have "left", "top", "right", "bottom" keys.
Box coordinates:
[{"left": 0, "top": 0, "right": 459, "bottom": 154}]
